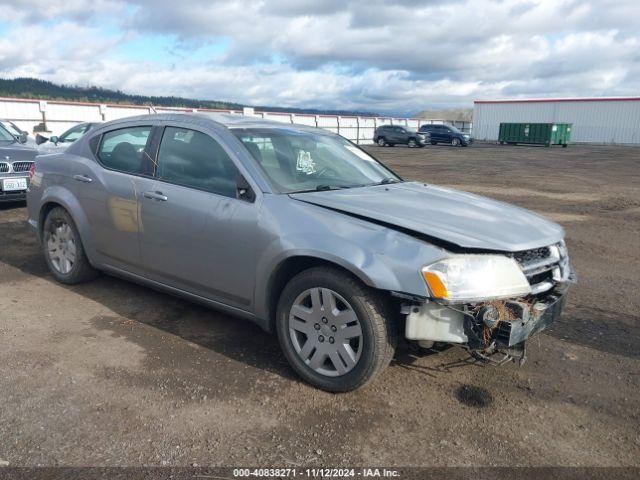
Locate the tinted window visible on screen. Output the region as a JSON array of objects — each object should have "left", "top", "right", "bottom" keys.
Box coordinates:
[
  {"left": 156, "top": 127, "right": 239, "bottom": 198},
  {"left": 97, "top": 126, "right": 152, "bottom": 175}
]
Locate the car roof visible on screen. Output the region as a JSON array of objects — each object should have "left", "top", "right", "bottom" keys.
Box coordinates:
[{"left": 92, "top": 112, "right": 326, "bottom": 134}]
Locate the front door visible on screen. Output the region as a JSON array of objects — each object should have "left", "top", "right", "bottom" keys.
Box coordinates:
[{"left": 138, "top": 125, "right": 259, "bottom": 310}]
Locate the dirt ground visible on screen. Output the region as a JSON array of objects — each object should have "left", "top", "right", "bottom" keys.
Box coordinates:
[{"left": 0, "top": 143, "right": 638, "bottom": 468}]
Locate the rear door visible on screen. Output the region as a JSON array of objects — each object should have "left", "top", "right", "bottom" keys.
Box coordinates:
[
  {"left": 137, "top": 124, "right": 259, "bottom": 310},
  {"left": 73, "top": 125, "right": 156, "bottom": 270},
  {"left": 428, "top": 125, "right": 442, "bottom": 142}
]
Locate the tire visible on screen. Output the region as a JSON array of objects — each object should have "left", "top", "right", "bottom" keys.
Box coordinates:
[
  {"left": 430, "top": 141, "right": 437, "bottom": 145},
  {"left": 407, "top": 138, "right": 417, "bottom": 148},
  {"left": 377, "top": 137, "right": 387, "bottom": 147},
  {"left": 451, "top": 138, "right": 461, "bottom": 147},
  {"left": 276, "top": 267, "right": 397, "bottom": 392},
  {"left": 43, "top": 207, "right": 98, "bottom": 284}
]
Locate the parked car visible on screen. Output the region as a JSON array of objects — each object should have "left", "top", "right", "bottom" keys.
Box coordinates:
[
  {"left": 373, "top": 125, "right": 430, "bottom": 147},
  {"left": 27, "top": 113, "right": 574, "bottom": 391},
  {"left": 36, "top": 122, "right": 100, "bottom": 153},
  {"left": 0, "top": 124, "right": 37, "bottom": 202},
  {"left": 418, "top": 124, "right": 472, "bottom": 146},
  {"left": 0, "top": 119, "right": 37, "bottom": 147}
]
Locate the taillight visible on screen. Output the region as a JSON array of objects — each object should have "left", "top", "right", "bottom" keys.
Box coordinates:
[{"left": 28, "top": 162, "right": 36, "bottom": 181}]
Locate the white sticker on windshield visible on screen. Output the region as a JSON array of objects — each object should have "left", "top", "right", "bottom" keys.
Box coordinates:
[
  {"left": 344, "top": 145, "right": 375, "bottom": 162},
  {"left": 296, "top": 151, "right": 316, "bottom": 175}
]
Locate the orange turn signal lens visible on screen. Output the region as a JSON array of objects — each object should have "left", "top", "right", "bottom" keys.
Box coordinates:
[{"left": 422, "top": 271, "right": 449, "bottom": 299}]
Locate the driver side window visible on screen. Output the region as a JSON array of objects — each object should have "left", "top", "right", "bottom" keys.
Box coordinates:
[{"left": 156, "top": 127, "right": 239, "bottom": 198}]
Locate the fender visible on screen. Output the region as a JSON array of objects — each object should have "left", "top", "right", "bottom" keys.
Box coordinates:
[
  {"left": 253, "top": 230, "right": 442, "bottom": 322},
  {"left": 39, "top": 184, "right": 99, "bottom": 266}
]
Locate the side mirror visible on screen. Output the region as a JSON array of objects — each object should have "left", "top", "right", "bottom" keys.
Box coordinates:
[
  {"left": 50, "top": 135, "right": 59, "bottom": 145},
  {"left": 35, "top": 133, "right": 49, "bottom": 145},
  {"left": 236, "top": 174, "right": 255, "bottom": 203},
  {"left": 18, "top": 133, "right": 28, "bottom": 144}
]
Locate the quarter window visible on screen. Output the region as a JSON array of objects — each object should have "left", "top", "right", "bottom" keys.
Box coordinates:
[
  {"left": 156, "top": 127, "right": 239, "bottom": 198},
  {"left": 97, "top": 126, "right": 152, "bottom": 175}
]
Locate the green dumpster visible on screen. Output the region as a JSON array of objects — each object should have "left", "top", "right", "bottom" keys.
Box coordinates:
[{"left": 498, "top": 123, "right": 572, "bottom": 147}]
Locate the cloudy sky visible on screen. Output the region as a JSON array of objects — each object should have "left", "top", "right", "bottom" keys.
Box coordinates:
[{"left": 0, "top": 0, "right": 638, "bottom": 115}]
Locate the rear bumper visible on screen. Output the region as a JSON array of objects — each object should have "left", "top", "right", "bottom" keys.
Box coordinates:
[{"left": 0, "top": 191, "right": 26, "bottom": 202}]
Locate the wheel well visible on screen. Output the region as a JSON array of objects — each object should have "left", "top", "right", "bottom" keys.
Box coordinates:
[
  {"left": 266, "top": 256, "right": 367, "bottom": 331},
  {"left": 38, "top": 201, "right": 63, "bottom": 240}
]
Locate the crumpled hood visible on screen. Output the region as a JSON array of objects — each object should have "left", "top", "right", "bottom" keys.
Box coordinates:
[{"left": 290, "top": 182, "right": 564, "bottom": 252}]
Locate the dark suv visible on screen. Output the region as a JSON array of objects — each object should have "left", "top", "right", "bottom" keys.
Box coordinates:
[
  {"left": 418, "top": 124, "right": 472, "bottom": 147},
  {"left": 373, "top": 125, "right": 430, "bottom": 148}
]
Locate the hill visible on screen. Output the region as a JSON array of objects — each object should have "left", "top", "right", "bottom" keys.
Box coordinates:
[{"left": 0, "top": 77, "right": 379, "bottom": 117}]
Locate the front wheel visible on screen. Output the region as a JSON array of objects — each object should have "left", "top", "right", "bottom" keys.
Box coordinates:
[
  {"left": 407, "top": 138, "right": 417, "bottom": 148},
  {"left": 276, "top": 267, "right": 397, "bottom": 392},
  {"left": 451, "top": 137, "right": 461, "bottom": 147},
  {"left": 43, "top": 207, "right": 98, "bottom": 284}
]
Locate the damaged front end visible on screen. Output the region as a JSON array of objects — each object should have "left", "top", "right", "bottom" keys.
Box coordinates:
[{"left": 403, "top": 241, "right": 576, "bottom": 365}]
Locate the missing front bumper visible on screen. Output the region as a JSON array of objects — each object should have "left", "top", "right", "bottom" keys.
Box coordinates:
[{"left": 404, "top": 283, "right": 570, "bottom": 350}]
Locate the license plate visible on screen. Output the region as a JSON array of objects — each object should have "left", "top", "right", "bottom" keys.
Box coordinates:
[{"left": 2, "top": 177, "right": 28, "bottom": 191}]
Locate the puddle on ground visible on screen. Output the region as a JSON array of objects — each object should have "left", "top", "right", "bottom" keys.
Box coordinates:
[{"left": 455, "top": 384, "right": 493, "bottom": 408}]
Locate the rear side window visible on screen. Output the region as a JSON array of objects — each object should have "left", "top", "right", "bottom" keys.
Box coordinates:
[
  {"left": 97, "top": 126, "right": 152, "bottom": 175},
  {"left": 156, "top": 127, "right": 239, "bottom": 198}
]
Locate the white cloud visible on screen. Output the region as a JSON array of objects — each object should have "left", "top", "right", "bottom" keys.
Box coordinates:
[{"left": 0, "top": 0, "right": 638, "bottom": 114}]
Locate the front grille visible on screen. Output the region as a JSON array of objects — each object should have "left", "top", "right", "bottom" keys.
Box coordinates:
[
  {"left": 512, "top": 246, "right": 551, "bottom": 267},
  {"left": 509, "top": 245, "right": 560, "bottom": 295},
  {"left": 12, "top": 161, "right": 33, "bottom": 172},
  {"left": 0, "top": 162, "right": 9, "bottom": 173}
]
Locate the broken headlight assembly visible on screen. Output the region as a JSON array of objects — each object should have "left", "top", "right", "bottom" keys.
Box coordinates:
[{"left": 421, "top": 255, "right": 531, "bottom": 303}]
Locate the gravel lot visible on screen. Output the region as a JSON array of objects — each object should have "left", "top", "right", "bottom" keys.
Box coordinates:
[{"left": 0, "top": 143, "right": 638, "bottom": 468}]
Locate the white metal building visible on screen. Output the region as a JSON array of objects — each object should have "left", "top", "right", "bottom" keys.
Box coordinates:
[{"left": 473, "top": 97, "right": 640, "bottom": 144}]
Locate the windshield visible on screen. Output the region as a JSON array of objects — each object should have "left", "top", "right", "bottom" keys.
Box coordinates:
[
  {"left": 233, "top": 128, "right": 401, "bottom": 193},
  {"left": 448, "top": 125, "right": 463, "bottom": 134},
  {"left": 2, "top": 121, "right": 22, "bottom": 137},
  {"left": 0, "top": 124, "right": 15, "bottom": 142},
  {"left": 59, "top": 123, "right": 92, "bottom": 143}
]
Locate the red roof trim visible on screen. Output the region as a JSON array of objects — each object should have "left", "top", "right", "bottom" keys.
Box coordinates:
[{"left": 475, "top": 97, "right": 640, "bottom": 104}]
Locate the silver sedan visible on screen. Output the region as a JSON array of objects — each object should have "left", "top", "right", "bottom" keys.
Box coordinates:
[{"left": 26, "top": 113, "right": 574, "bottom": 391}]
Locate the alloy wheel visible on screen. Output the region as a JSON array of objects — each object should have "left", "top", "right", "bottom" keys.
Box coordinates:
[
  {"left": 451, "top": 138, "right": 460, "bottom": 147},
  {"left": 288, "top": 287, "right": 363, "bottom": 377}
]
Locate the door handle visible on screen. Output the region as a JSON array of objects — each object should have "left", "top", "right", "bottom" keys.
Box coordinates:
[
  {"left": 73, "top": 174, "right": 92, "bottom": 183},
  {"left": 143, "top": 191, "right": 168, "bottom": 201}
]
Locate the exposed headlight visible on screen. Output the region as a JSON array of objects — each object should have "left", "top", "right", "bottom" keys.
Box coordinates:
[{"left": 421, "top": 255, "right": 531, "bottom": 303}]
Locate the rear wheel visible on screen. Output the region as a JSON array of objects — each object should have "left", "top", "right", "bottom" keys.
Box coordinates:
[
  {"left": 43, "top": 207, "right": 97, "bottom": 284},
  {"left": 451, "top": 137, "right": 461, "bottom": 147},
  {"left": 430, "top": 140, "right": 437, "bottom": 145},
  {"left": 377, "top": 137, "right": 387, "bottom": 147},
  {"left": 276, "top": 267, "right": 397, "bottom": 392}
]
